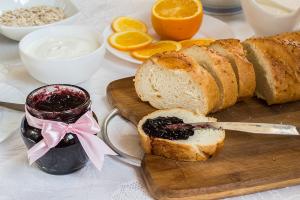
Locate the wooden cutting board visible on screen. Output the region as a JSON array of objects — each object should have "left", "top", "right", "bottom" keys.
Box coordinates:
[{"left": 107, "top": 77, "right": 300, "bottom": 200}]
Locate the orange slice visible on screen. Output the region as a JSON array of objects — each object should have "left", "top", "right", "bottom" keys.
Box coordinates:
[
  {"left": 132, "top": 40, "right": 181, "bottom": 60},
  {"left": 108, "top": 31, "right": 153, "bottom": 51},
  {"left": 180, "top": 38, "right": 215, "bottom": 48},
  {"left": 152, "top": 0, "right": 203, "bottom": 41},
  {"left": 112, "top": 16, "right": 147, "bottom": 33}
]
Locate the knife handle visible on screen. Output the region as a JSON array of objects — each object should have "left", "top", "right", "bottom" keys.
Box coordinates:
[
  {"left": 215, "top": 122, "right": 299, "bottom": 135},
  {"left": 0, "top": 101, "right": 25, "bottom": 112}
]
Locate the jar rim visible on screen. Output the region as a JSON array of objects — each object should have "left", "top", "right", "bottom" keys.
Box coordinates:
[{"left": 26, "top": 84, "right": 91, "bottom": 115}]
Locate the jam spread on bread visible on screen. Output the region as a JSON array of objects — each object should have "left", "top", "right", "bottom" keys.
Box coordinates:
[{"left": 142, "top": 117, "right": 194, "bottom": 140}]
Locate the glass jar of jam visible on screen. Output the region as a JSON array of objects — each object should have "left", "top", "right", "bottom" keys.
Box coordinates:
[{"left": 20, "top": 84, "right": 97, "bottom": 175}]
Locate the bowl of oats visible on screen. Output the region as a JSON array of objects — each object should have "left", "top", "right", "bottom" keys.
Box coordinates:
[{"left": 0, "top": 0, "right": 80, "bottom": 41}]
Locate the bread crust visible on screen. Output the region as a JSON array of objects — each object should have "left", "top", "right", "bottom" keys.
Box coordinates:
[
  {"left": 243, "top": 38, "right": 300, "bottom": 104},
  {"left": 210, "top": 39, "right": 256, "bottom": 99},
  {"left": 134, "top": 51, "right": 220, "bottom": 115},
  {"left": 181, "top": 46, "right": 238, "bottom": 111},
  {"left": 137, "top": 109, "right": 225, "bottom": 161},
  {"left": 151, "top": 138, "right": 207, "bottom": 161},
  {"left": 271, "top": 32, "right": 300, "bottom": 63}
]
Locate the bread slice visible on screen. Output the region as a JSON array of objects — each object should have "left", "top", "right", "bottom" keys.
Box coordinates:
[
  {"left": 181, "top": 46, "right": 238, "bottom": 111},
  {"left": 134, "top": 51, "right": 220, "bottom": 115},
  {"left": 243, "top": 38, "right": 300, "bottom": 104},
  {"left": 210, "top": 39, "right": 256, "bottom": 99},
  {"left": 137, "top": 108, "right": 225, "bottom": 161}
]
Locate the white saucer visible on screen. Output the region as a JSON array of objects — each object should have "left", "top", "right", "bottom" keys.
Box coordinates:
[{"left": 103, "top": 12, "right": 234, "bottom": 65}]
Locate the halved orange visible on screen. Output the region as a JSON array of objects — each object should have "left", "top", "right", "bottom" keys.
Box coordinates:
[
  {"left": 180, "top": 38, "right": 215, "bottom": 48},
  {"left": 112, "top": 16, "right": 147, "bottom": 33},
  {"left": 152, "top": 0, "right": 203, "bottom": 41},
  {"left": 108, "top": 31, "right": 153, "bottom": 51},
  {"left": 132, "top": 40, "right": 181, "bottom": 60}
]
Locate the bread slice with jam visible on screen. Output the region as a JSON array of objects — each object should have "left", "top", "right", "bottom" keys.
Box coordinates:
[{"left": 137, "top": 108, "right": 225, "bottom": 161}]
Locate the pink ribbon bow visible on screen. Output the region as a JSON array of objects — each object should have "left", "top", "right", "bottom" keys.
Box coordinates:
[{"left": 25, "top": 109, "right": 116, "bottom": 171}]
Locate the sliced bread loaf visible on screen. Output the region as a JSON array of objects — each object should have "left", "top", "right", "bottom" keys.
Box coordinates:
[
  {"left": 134, "top": 51, "right": 220, "bottom": 115},
  {"left": 243, "top": 38, "right": 300, "bottom": 104},
  {"left": 137, "top": 108, "right": 225, "bottom": 161},
  {"left": 181, "top": 46, "right": 238, "bottom": 111},
  {"left": 210, "top": 39, "right": 256, "bottom": 99}
]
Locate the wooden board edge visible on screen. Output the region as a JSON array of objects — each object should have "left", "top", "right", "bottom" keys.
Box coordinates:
[
  {"left": 106, "top": 78, "right": 119, "bottom": 108},
  {"left": 141, "top": 159, "right": 300, "bottom": 200}
]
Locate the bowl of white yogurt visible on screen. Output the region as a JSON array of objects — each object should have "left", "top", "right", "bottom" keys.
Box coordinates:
[
  {"left": 19, "top": 25, "right": 105, "bottom": 84},
  {"left": 241, "top": 0, "right": 300, "bottom": 36}
]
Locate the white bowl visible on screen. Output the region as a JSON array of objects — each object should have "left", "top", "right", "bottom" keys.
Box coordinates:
[
  {"left": 0, "top": 0, "right": 80, "bottom": 41},
  {"left": 241, "top": 0, "right": 300, "bottom": 36},
  {"left": 19, "top": 25, "right": 105, "bottom": 84}
]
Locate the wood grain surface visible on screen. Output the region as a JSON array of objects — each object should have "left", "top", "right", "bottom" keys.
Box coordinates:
[{"left": 107, "top": 77, "right": 300, "bottom": 200}]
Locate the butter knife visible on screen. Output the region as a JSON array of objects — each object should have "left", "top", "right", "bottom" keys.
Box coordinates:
[
  {"left": 189, "top": 122, "right": 299, "bottom": 135},
  {"left": 0, "top": 101, "right": 25, "bottom": 112},
  {"left": 1, "top": 101, "right": 298, "bottom": 135}
]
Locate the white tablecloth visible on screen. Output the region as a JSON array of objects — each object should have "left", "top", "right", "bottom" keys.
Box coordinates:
[{"left": 0, "top": 0, "right": 300, "bottom": 199}]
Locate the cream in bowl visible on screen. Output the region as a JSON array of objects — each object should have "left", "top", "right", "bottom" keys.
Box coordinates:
[
  {"left": 19, "top": 25, "right": 105, "bottom": 84},
  {"left": 24, "top": 36, "right": 99, "bottom": 60},
  {"left": 241, "top": 0, "right": 300, "bottom": 36}
]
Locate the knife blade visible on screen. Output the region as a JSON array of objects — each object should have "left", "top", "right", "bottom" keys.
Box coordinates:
[
  {"left": 189, "top": 122, "right": 299, "bottom": 135},
  {"left": 0, "top": 101, "right": 25, "bottom": 112}
]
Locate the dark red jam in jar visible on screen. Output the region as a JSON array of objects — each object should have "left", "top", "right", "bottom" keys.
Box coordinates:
[{"left": 20, "top": 84, "right": 96, "bottom": 175}]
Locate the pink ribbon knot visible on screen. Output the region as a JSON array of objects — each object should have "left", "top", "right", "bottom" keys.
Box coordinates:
[{"left": 25, "top": 109, "right": 116, "bottom": 171}]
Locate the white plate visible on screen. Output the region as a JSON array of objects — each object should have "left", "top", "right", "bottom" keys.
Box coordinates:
[{"left": 103, "top": 12, "right": 234, "bottom": 64}]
